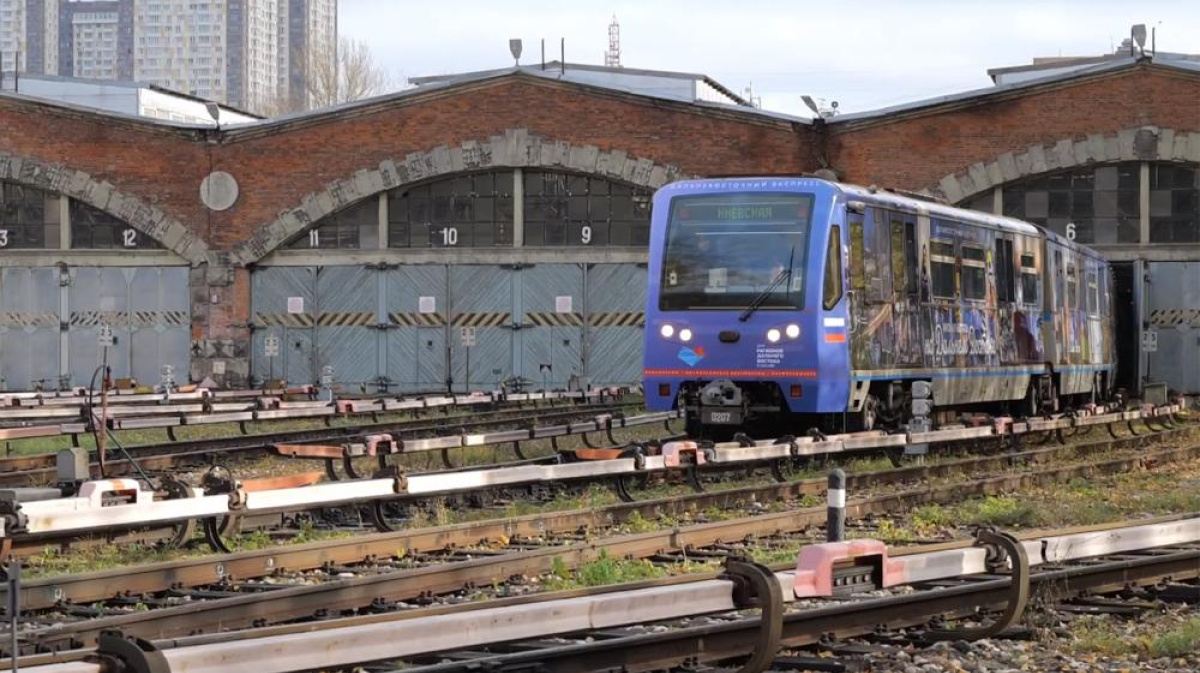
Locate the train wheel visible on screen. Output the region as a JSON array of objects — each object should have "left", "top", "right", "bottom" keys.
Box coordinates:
[
  {"left": 856, "top": 395, "right": 880, "bottom": 432},
  {"left": 1022, "top": 384, "right": 1041, "bottom": 419}
]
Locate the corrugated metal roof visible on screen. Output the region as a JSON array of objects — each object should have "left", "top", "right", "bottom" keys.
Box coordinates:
[
  {"left": 411, "top": 61, "right": 752, "bottom": 107},
  {"left": 829, "top": 56, "right": 1198, "bottom": 125},
  {"left": 251, "top": 66, "right": 812, "bottom": 129}
]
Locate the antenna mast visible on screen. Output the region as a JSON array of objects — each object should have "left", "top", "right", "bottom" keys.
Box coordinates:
[{"left": 605, "top": 15, "right": 621, "bottom": 67}]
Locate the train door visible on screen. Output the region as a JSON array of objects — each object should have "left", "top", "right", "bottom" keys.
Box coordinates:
[
  {"left": 1042, "top": 246, "right": 1064, "bottom": 366},
  {"left": 889, "top": 213, "right": 921, "bottom": 367},
  {"left": 993, "top": 235, "right": 1022, "bottom": 399},
  {"left": 848, "top": 209, "right": 894, "bottom": 370},
  {"left": 1014, "top": 238, "right": 1044, "bottom": 364}
]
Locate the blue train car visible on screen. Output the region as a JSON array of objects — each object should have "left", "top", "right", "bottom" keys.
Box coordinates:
[{"left": 644, "top": 177, "right": 1115, "bottom": 437}]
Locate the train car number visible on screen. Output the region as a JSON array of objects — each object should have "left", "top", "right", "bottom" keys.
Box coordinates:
[{"left": 702, "top": 409, "right": 742, "bottom": 425}]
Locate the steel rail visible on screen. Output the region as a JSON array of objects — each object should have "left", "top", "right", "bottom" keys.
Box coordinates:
[
  {"left": 0, "top": 388, "right": 631, "bottom": 440},
  {"left": 387, "top": 546, "right": 1200, "bottom": 673},
  {"left": 0, "top": 401, "right": 643, "bottom": 486},
  {"left": 3, "top": 405, "right": 1179, "bottom": 541},
  {"left": 19, "top": 432, "right": 1200, "bottom": 651},
  {"left": 3, "top": 421, "right": 1189, "bottom": 609},
  {"left": 16, "top": 515, "right": 1200, "bottom": 673},
  {"left": 4, "top": 401, "right": 1181, "bottom": 557}
]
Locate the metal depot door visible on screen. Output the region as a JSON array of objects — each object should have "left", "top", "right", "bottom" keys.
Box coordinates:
[
  {"left": 585, "top": 263, "right": 646, "bottom": 386},
  {"left": 250, "top": 267, "right": 317, "bottom": 386},
  {"left": 0, "top": 267, "right": 60, "bottom": 391},
  {"left": 126, "top": 268, "right": 189, "bottom": 386},
  {"left": 449, "top": 266, "right": 514, "bottom": 392},
  {"left": 519, "top": 265, "right": 584, "bottom": 391},
  {"left": 314, "top": 266, "right": 378, "bottom": 392},
  {"left": 385, "top": 266, "right": 448, "bottom": 394},
  {"left": 65, "top": 267, "right": 188, "bottom": 389},
  {"left": 1144, "top": 261, "right": 1200, "bottom": 394}
]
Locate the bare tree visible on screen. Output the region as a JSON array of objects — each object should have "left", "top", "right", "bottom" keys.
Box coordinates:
[
  {"left": 306, "top": 36, "right": 392, "bottom": 110},
  {"left": 260, "top": 36, "right": 393, "bottom": 116}
]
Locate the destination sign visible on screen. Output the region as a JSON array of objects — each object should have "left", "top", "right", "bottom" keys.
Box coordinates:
[{"left": 674, "top": 194, "right": 812, "bottom": 224}]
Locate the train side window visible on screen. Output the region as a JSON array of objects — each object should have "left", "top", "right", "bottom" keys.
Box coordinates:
[
  {"left": 1054, "top": 251, "right": 1065, "bottom": 307},
  {"left": 995, "top": 238, "right": 1016, "bottom": 303},
  {"left": 849, "top": 214, "right": 865, "bottom": 293},
  {"left": 823, "top": 225, "right": 843, "bottom": 310},
  {"left": 1020, "top": 253, "right": 1039, "bottom": 306},
  {"left": 930, "top": 239, "right": 957, "bottom": 299},
  {"left": 1066, "top": 262, "right": 1078, "bottom": 309},
  {"left": 1086, "top": 270, "right": 1099, "bottom": 315},
  {"left": 1099, "top": 270, "right": 1110, "bottom": 316},
  {"left": 889, "top": 218, "right": 905, "bottom": 300},
  {"left": 904, "top": 220, "right": 918, "bottom": 296},
  {"left": 863, "top": 209, "right": 892, "bottom": 303},
  {"left": 961, "top": 244, "right": 987, "bottom": 301}
]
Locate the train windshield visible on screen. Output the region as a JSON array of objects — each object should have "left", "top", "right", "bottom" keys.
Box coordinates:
[{"left": 659, "top": 193, "right": 814, "bottom": 311}]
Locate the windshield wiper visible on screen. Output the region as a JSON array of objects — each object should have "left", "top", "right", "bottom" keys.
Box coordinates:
[{"left": 738, "top": 246, "right": 794, "bottom": 323}]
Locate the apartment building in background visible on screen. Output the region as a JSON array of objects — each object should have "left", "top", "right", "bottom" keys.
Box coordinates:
[{"left": 0, "top": 0, "right": 335, "bottom": 113}]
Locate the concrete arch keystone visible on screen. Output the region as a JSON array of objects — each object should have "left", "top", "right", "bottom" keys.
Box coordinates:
[
  {"left": 929, "top": 127, "right": 1200, "bottom": 204},
  {"left": 0, "top": 153, "right": 208, "bottom": 265},
  {"left": 232, "top": 128, "right": 689, "bottom": 265}
]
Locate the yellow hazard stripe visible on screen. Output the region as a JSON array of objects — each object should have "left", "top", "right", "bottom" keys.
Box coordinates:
[
  {"left": 589, "top": 312, "right": 645, "bottom": 327},
  {"left": 1149, "top": 309, "right": 1200, "bottom": 327},
  {"left": 253, "top": 312, "right": 316, "bottom": 327},
  {"left": 0, "top": 312, "right": 60, "bottom": 327},
  {"left": 390, "top": 312, "right": 446, "bottom": 326},
  {"left": 451, "top": 313, "right": 510, "bottom": 327},
  {"left": 526, "top": 312, "right": 584, "bottom": 327},
  {"left": 317, "top": 312, "right": 375, "bottom": 327}
]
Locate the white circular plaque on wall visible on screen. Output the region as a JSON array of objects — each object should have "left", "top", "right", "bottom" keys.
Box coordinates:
[{"left": 201, "top": 171, "right": 240, "bottom": 211}]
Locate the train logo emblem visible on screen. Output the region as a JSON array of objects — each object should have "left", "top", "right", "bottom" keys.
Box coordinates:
[{"left": 677, "top": 346, "right": 706, "bottom": 367}]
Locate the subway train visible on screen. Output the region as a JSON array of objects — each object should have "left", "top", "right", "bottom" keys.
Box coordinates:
[{"left": 643, "top": 177, "right": 1115, "bottom": 438}]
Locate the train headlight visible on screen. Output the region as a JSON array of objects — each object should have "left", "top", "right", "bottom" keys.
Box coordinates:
[
  {"left": 766, "top": 328, "right": 782, "bottom": 343},
  {"left": 679, "top": 328, "right": 693, "bottom": 342},
  {"left": 785, "top": 324, "right": 801, "bottom": 339},
  {"left": 659, "top": 324, "right": 675, "bottom": 339}
]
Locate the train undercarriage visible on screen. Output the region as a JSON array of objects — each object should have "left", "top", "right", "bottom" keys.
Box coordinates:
[{"left": 678, "top": 370, "right": 1115, "bottom": 440}]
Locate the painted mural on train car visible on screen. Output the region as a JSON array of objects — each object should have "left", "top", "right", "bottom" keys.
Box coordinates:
[{"left": 644, "top": 177, "right": 1117, "bottom": 439}]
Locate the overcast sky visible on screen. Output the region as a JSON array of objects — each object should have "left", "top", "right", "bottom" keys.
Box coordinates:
[{"left": 340, "top": 1, "right": 1200, "bottom": 117}]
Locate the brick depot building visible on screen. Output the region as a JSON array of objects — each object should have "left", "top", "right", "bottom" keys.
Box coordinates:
[{"left": 0, "top": 54, "right": 1197, "bottom": 394}]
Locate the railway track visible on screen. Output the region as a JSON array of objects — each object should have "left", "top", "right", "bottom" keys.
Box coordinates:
[
  {"left": 0, "top": 387, "right": 633, "bottom": 448},
  {"left": 8, "top": 421, "right": 1198, "bottom": 653},
  {"left": 8, "top": 419, "right": 1194, "bottom": 609},
  {"left": 0, "top": 403, "right": 1183, "bottom": 561},
  {"left": 14, "top": 510, "right": 1200, "bottom": 673},
  {"left": 0, "top": 402, "right": 1180, "bottom": 555},
  {"left": 0, "top": 399, "right": 646, "bottom": 486}
]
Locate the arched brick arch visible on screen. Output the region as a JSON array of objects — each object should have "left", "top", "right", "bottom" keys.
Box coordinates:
[
  {"left": 0, "top": 153, "right": 207, "bottom": 264},
  {"left": 232, "top": 128, "right": 690, "bottom": 265},
  {"left": 929, "top": 126, "right": 1200, "bottom": 203}
]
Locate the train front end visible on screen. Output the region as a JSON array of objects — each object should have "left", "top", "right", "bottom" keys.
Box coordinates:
[{"left": 643, "top": 178, "right": 850, "bottom": 436}]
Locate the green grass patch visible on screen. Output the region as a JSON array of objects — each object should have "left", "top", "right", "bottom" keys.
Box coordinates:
[
  {"left": 1071, "top": 615, "right": 1200, "bottom": 660},
  {"left": 543, "top": 550, "right": 717, "bottom": 591},
  {"left": 24, "top": 520, "right": 351, "bottom": 579},
  {"left": 1150, "top": 617, "right": 1200, "bottom": 658}
]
